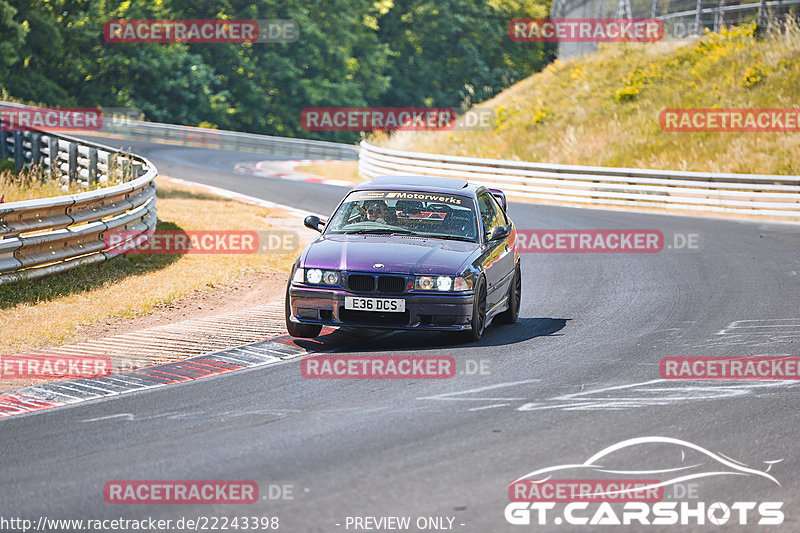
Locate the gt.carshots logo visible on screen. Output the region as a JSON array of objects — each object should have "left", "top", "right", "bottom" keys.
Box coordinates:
[{"left": 505, "top": 437, "right": 784, "bottom": 526}]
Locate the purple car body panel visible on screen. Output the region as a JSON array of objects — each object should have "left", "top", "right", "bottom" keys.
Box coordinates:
[{"left": 301, "top": 234, "right": 479, "bottom": 275}]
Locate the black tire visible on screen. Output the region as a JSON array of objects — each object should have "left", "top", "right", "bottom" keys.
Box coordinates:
[
  {"left": 494, "top": 264, "right": 521, "bottom": 324},
  {"left": 463, "top": 276, "right": 487, "bottom": 342},
  {"left": 285, "top": 285, "right": 322, "bottom": 338}
]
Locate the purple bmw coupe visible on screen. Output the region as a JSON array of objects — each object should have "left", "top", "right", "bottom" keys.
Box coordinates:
[{"left": 285, "top": 176, "right": 521, "bottom": 341}]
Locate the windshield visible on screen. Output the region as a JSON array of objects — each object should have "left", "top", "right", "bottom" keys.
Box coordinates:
[{"left": 325, "top": 190, "right": 478, "bottom": 242}]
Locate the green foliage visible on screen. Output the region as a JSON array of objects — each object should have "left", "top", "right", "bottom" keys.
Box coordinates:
[
  {"left": 741, "top": 61, "right": 769, "bottom": 88},
  {"left": 0, "top": 0, "right": 28, "bottom": 80},
  {"left": 375, "top": 0, "right": 552, "bottom": 109},
  {"left": 0, "top": 159, "right": 16, "bottom": 173},
  {"left": 0, "top": 0, "right": 552, "bottom": 142}
]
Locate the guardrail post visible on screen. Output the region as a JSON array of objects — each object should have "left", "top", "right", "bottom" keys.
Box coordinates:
[
  {"left": 68, "top": 142, "right": 78, "bottom": 183},
  {"left": 31, "top": 132, "right": 44, "bottom": 181},
  {"left": 757, "top": 0, "right": 768, "bottom": 27},
  {"left": 120, "top": 157, "right": 131, "bottom": 181},
  {"left": 694, "top": 0, "right": 703, "bottom": 34},
  {"left": 108, "top": 153, "right": 117, "bottom": 181},
  {"left": 89, "top": 148, "right": 98, "bottom": 185},
  {"left": 13, "top": 131, "right": 23, "bottom": 172},
  {"left": 49, "top": 136, "right": 59, "bottom": 180},
  {"left": 31, "top": 132, "right": 41, "bottom": 165}
]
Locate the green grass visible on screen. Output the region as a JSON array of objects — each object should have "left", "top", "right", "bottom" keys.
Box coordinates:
[
  {"left": 374, "top": 23, "right": 800, "bottom": 176},
  {"left": 0, "top": 177, "right": 297, "bottom": 352}
]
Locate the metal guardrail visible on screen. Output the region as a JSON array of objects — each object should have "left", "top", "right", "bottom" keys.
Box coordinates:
[
  {"left": 0, "top": 127, "right": 157, "bottom": 285},
  {"left": 551, "top": 0, "right": 800, "bottom": 58},
  {"left": 0, "top": 101, "right": 359, "bottom": 160},
  {"left": 99, "top": 114, "right": 360, "bottom": 160},
  {"left": 0, "top": 99, "right": 361, "bottom": 285},
  {"left": 359, "top": 141, "right": 800, "bottom": 219}
]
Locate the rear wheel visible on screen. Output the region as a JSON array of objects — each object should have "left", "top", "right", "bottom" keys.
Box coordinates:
[
  {"left": 285, "top": 285, "right": 322, "bottom": 338},
  {"left": 463, "top": 277, "right": 487, "bottom": 342},
  {"left": 495, "top": 264, "right": 521, "bottom": 324}
]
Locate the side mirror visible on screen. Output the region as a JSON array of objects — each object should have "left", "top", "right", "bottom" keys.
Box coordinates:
[
  {"left": 304, "top": 215, "right": 324, "bottom": 233},
  {"left": 487, "top": 225, "right": 510, "bottom": 242}
]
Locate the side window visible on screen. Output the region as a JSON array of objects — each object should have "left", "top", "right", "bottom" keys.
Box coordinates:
[
  {"left": 477, "top": 193, "right": 502, "bottom": 235},
  {"left": 489, "top": 194, "right": 508, "bottom": 226}
]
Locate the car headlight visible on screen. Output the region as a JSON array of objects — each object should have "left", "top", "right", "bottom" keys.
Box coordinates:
[
  {"left": 307, "top": 269, "right": 323, "bottom": 284},
  {"left": 294, "top": 268, "right": 340, "bottom": 286},
  {"left": 414, "top": 275, "right": 471, "bottom": 291},
  {"left": 323, "top": 270, "right": 340, "bottom": 285}
]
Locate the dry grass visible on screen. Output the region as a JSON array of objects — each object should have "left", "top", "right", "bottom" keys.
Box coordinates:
[
  {"left": 0, "top": 177, "right": 299, "bottom": 353},
  {"left": 0, "top": 165, "right": 104, "bottom": 202},
  {"left": 296, "top": 161, "right": 362, "bottom": 184},
  {"left": 374, "top": 24, "right": 800, "bottom": 176}
]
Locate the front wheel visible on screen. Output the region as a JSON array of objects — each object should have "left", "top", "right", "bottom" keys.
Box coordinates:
[
  {"left": 463, "top": 276, "right": 487, "bottom": 342},
  {"left": 285, "top": 285, "right": 322, "bottom": 338},
  {"left": 494, "top": 264, "right": 521, "bottom": 324}
]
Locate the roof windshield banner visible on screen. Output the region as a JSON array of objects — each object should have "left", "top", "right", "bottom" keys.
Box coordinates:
[{"left": 349, "top": 190, "right": 467, "bottom": 206}]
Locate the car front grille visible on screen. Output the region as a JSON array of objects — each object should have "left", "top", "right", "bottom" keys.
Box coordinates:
[
  {"left": 377, "top": 275, "right": 405, "bottom": 294},
  {"left": 346, "top": 273, "right": 407, "bottom": 293},
  {"left": 348, "top": 274, "right": 375, "bottom": 292}
]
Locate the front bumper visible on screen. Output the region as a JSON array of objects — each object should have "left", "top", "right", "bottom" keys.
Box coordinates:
[{"left": 288, "top": 285, "right": 474, "bottom": 331}]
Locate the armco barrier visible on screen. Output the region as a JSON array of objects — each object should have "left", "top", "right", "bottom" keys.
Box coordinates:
[
  {"left": 0, "top": 101, "right": 359, "bottom": 160},
  {"left": 100, "top": 117, "right": 360, "bottom": 160},
  {"left": 359, "top": 141, "right": 800, "bottom": 220},
  {"left": 0, "top": 128, "right": 157, "bottom": 285}
]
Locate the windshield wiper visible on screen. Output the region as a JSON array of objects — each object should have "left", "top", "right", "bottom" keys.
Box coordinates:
[
  {"left": 344, "top": 228, "right": 419, "bottom": 235},
  {"left": 424, "top": 234, "right": 477, "bottom": 242}
]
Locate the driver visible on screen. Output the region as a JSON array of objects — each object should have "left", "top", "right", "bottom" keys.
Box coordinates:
[{"left": 364, "top": 200, "right": 392, "bottom": 223}]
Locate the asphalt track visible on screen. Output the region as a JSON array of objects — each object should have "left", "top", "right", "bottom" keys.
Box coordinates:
[{"left": 1, "top": 137, "right": 800, "bottom": 532}]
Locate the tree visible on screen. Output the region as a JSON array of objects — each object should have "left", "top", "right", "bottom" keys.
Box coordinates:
[{"left": 0, "top": 0, "right": 28, "bottom": 82}]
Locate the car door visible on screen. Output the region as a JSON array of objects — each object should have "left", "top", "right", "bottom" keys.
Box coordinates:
[{"left": 477, "top": 191, "right": 514, "bottom": 311}]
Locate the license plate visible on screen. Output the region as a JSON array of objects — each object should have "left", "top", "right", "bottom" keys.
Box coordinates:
[{"left": 344, "top": 296, "right": 405, "bottom": 312}]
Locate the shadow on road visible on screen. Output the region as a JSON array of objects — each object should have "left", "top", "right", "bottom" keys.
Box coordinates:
[{"left": 336, "top": 317, "right": 569, "bottom": 352}]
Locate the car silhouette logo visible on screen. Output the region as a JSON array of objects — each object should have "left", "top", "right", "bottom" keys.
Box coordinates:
[
  {"left": 373, "top": 263, "right": 384, "bottom": 268},
  {"left": 510, "top": 436, "right": 782, "bottom": 500}
]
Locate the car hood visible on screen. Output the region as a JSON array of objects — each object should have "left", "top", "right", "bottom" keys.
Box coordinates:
[{"left": 301, "top": 234, "right": 480, "bottom": 275}]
